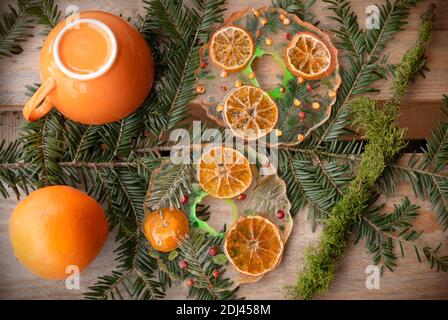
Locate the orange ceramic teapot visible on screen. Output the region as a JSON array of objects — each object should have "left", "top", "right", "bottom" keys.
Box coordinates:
[{"left": 23, "top": 11, "right": 154, "bottom": 125}]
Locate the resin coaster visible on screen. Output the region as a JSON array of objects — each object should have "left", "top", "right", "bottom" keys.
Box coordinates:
[
  {"left": 195, "top": 6, "right": 341, "bottom": 146},
  {"left": 145, "top": 149, "right": 292, "bottom": 284}
]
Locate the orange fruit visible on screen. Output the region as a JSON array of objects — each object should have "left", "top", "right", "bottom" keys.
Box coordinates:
[
  {"left": 9, "top": 186, "right": 108, "bottom": 280},
  {"left": 224, "top": 86, "right": 278, "bottom": 140},
  {"left": 224, "top": 216, "right": 283, "bottom": 276},
  {"left": 285, "top": 32, "right": 335, "bottom": 80},
  {"left": 198, "top": 146, "right": 252, "bottom": 198},
  {"left": 143, "top": 207, "right": 189, "bottom": 252},
  {"left": 210, "top": 25, "right": 255, "bottom": 72}
]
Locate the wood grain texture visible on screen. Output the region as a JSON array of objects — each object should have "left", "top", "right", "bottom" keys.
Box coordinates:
[
  {"left": 2, "top": 172, "right": 447, "bottom": 300},
  {"left": 0, "top": 0, "right": 447, "bottom": 300},
  {"left": 0, "top": 0, "right": 447, "bottom": 106}
]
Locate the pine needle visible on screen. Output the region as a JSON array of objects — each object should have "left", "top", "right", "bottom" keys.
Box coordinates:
[{"left": 292, "top": 3, "right": 435, "bottom": 300}]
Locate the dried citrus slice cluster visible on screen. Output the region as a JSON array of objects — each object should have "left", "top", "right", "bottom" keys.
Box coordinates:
[
  {"left": 197, "top": 146, "right": 252, "bottom": 199},
  {"left": 190, "top": 5, "right": 341, "bottom": 282},
  {"left": 209, "top": 26, "right": 277, "bottom": 140},
  {"left": 196, "top": 7, "right": 341, "bottom": 146},
  {"left": 224, "top": 86, "right": 278, "bottom": 140},
  {"left": 286, "top": 32, "right": 335, "bottom": 80},
  {"left": 210, "top": 26, "right": 255, "bottom": 72},
  {"left": 224, "top": 216, "right": 283, "bottom": 276}
]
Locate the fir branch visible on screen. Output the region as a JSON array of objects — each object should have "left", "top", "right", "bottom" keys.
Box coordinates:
[
  {"left": 0, "top": 140, "right": 31, "bottom": 199},
  {"left": 20, "top": 109, "right": 66, "bottom": 188},
  {"left": 145, "top": 162, "right": 193, "bottom": 211},
  {"left": 192, "top": 0, "right": 227, "bottom": 43},
  {"left": 28, "top": 0, "right": 61, "bottom": 32},
  {"left": 420, "top": 94, "right": 448, "bottom": 173},
  {"left": 100, "top": 111, "right": 145, "bottom": 160},
  {"left": 380, "top": 157, "right": 448, "bottom": 231},
  {"left": 272, "top": 0, "right": 319, "bottom": 26},
  {"left": 293, "top": 96, "right": 406, "bottom": 299},
  {"left": 143, "top": 0, "right": 195, "bottom": 41},
  {"left": 82, "top": 158, "right": 165, "bottom": 300},
  {"left": 85, "top": 235, "right": 165, "bottom": 300},
  {"left": 85, "top": 269, "right": 135, "bottom": 300},
  {"left": 106, "top": 168, "right": 147, "bottom": 226},
  {"left": 324, "top": 0, "right": 364, "bottom": 59},
  {"left": 63, "top": 122, "right": 101, "bottom": 163},
  {"left": 385, "top": 2, "right": 434, "bottom": 109},
  {"left": 364, "top": 0, "right": 420, "bottom": 62},
  {"left": 354, "top": 197, "right": 422, "bottom": 272},
  {"left": 59, "top": 160, "right": 144, "bottom": 169},
  {"left": 314, "top": 0, "right": 419, "bottom": 144},
  {"left": 145, "top": 0, "right": 226, "bottom": 138},
  {"left": 0, "top": 0, "right": 34, "bottom": 57},
  {"left": 178, "top": 228, "right": 239, "bottom": 300},
  {"left": 284, "top": 140, "right": 364, "bottom": 164},
  {"left": 424, "top": 120, "right": 448, "bottom": 173},
  {"left": 278, "top": 144, "right": 358, "bottom": 219},
  {"left": 423, "top": 244, "right": 448, "bottom": 272},
  {"left": 293, "top": 5, "right": 434, "bottom": 299},
  {"left": 278, "top": 150, "right": 306, "bottom": 215},
  {"left": 376, "top": 9, "right": 448, "bottom": 230},
  {"left": 292, "top": 157, "right": 352, "bottom": 225}
]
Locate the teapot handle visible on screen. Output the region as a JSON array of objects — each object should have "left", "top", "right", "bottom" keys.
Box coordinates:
[{"left": 23, "top": 77, "right": 56, "bottom": 122}]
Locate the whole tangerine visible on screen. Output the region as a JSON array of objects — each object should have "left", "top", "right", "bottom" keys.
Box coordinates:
[
  {"left": 9, "top": 186, "right": 108, "bottom": 280},
  {"left": 143, "top": 208, "right": 189, "bottom": 252}
]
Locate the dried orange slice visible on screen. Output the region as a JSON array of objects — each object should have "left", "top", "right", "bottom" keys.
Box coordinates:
[
  {"left": 286, "top": 32, "right": 335, "bottom": 80},
  {"left": 210, "top": 25, "right": 255, "bottom": 72},
  {"left": 224, "top": 86, "right": 278, "bottom": 140},
  {"left": 197, "top": 146, "right": 252, "bottom": 199},
  {"left": 224, "top": 216, "right": 283, "bottom": 277}
]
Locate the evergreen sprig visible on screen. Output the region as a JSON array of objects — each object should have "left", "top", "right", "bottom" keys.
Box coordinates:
[
  {"left": 272, "top": 0, "right": 319, "bottom": 25},
  {"left": 1, "top": 0, "right": 446, "bottom": 301},
  {"left": 145, "top": 162, "right": 193, "bottom": 211},
  {"left": 178, "top": 228, "right": 239, "bottom": 300},
  {"left": 84, "top": 0, "right": 228, "bottom": 300},
  {"left": 0, "top": 0, "right": 34, "bottom": 57},
  {"left": 278, "top": 149, "right": 354, "bottom": 228},
  {"left": 354, "top": 197, "right": 422, "bottom": 272},
  {"left": 0, "top": 0, "right": 61, "bottom": 57},
  {"left": 379, "top": 95, "right": 448, "bottom": 231},
  {"left": 20, "top": 108, "right": 66, "bottom": 188},
  {"left": 313, "top": 0, "right": 419, "bottom": 143},
  {"left": 28, "top": 0, "right": 61, "bottom": 32},
  {"left": 292, "top": 4, "right": 435, "bottom": 300},
  {"left": 85, "top": 235, "right": 166, "bottom": 300},
  {"left": 423, "top": 243, "right": 448, "bottom": 272},
  {"left": 278, "top": 0, "right": 419, "bottom": 215},
  {"left": 142, "top": 0, "right": 225, "bottom": 138},
  {"left": 0, "top": 140, "right": 31, "bottom": 198}
]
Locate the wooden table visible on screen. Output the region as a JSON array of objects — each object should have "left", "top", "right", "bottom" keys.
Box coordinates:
[{"left": 1, "top": 0, "right": 447, "bottom": 300}]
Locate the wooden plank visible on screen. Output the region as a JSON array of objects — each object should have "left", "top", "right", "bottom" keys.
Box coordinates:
[
  {"left": 0, "top": 0, "right": 447, "bottom": 106},
  {"left": 1, "top": 0, "right": 448, "bottom": 300},
  {"left": 1, "top": 164, "right": 448, "bottom": 299},
  {"left": 1, "top": 100, "right": 446, "bottom": 142},
  {"left": 0, "top": 111, "right": 22, "bottom": 142},
  {"left": 397, "top": 101, "right": 446, "bottom": 139}
]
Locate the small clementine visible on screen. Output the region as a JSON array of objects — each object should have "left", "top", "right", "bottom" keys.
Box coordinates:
[
  {"left": 9, "top": 186, "right": 108, "bottom": 280},
  {"left": 143, "top": 208, "right": 189, "bottom": 252}
]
